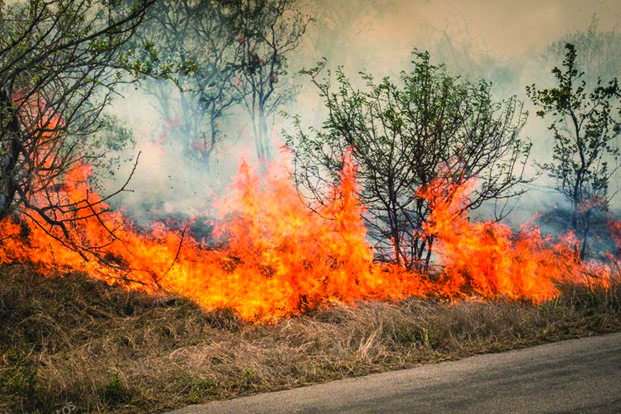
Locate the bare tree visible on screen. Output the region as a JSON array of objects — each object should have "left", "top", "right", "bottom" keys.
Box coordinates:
[{"left": 288, "top": 51, "right": 532, "bottom": 271}]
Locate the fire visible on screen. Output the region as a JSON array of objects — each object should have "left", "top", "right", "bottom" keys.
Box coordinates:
[
  {"left": 418, "top": 178, "right": 613, "bottom": 301},
  {"left": 0, "top": 154, "right": 429, "bottom": 321},
  {"left": 0, "top": 152, "right": 615, "bottom": 322}
]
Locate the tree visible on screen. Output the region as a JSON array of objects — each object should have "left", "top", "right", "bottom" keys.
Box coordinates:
[
  {"left": 288, "top": 51, "right": 531, "bottom": 271},
  {"left": 0, "top": 0, "right": 152, "bottom": 243},
  {"left": 132, "top": 0, "right": 309, "bottom": 166},
  {"left": 232, "top": 0, "right": 310, "bottom": 163},
  {"left": 527, "top": 43, "right": 621, "bottom": 259},
  {"left": 133, "top": 0, "right": 243, "bottom": 167}
]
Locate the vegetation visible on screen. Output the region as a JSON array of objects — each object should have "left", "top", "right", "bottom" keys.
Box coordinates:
[
  {"left": 0, "top": 2, "right": 620, "bottom": 412},
  {"left": 232, "top": 0, "right": 310, "bottom": 162},
  {"left": 0, "top": 264, "right": 619, "bottom": 413},
  {"left": 527, "top": 43, "right": 621, "bottom": 259},
  {"left": 544, "top": 17, "right": 621, "bottom": 85},
  {"left": 132, "top": 0, "right": 244, "bottom": 166},
  {"left": 135, "top": 0, "right": 310, "bottom": 165},
  {"left": 0, "top": 0, "right": 152, "bottom": 244},
  {"left": 288, "top": 51, "right": 531, "bottom": 270}
]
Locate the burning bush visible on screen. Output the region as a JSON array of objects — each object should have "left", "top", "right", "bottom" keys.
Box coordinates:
[{"left": 287, "top": 50, "right": 532, "bottom": 271}]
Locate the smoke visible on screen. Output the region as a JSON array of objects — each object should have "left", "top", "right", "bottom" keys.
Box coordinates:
[
  {"left": 100, "top": 86, "right": 246, "bottom": 226},
  {"left": 99, "top": 0, "right": 621, "bottom": 233}
]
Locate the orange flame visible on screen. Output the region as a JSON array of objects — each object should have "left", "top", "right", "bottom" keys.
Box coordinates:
[
  {"left": 0, "top": 154, "right": 615, "bottom": 321},
  {"left": 0, "top": 154, "right": 429, "bottom": 321},
  {"left": 418, "top": 178, "right": 613, "bottom": 301}
]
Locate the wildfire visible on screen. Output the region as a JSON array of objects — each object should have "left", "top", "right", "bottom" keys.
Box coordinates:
[
  {"left": 0, "top": 154, "right": 429, "bottom": 321},
  {"left": 0, "top": 153, "right": 615, "bottom": 322},
  {"left": 418, "top": 179, "right": 613, "bottom": 301}
]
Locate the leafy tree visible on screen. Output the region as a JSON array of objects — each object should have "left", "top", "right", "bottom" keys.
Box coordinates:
[
  {"left": 288, "top": 51, "right": 531, "bottom": 271},
  {"left": 0, "top": 0, "right": 152, "bottom": 239},
  {"left": 133, "top": 0, "right": 243, "bottom": 167},
  {"left": 527, "top": 43, "right": 621, "bottom": 259}
]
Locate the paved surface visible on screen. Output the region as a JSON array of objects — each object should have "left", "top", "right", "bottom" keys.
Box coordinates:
[{"left": 170, "top": 332, "right": 621, "bottom": 414}]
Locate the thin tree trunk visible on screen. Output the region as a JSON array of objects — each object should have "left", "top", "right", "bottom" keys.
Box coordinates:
[{"left": 0, "top": 89, "right": 20, "bottom": 222}]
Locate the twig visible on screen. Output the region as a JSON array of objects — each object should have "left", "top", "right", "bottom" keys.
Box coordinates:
[{"left": 161, "top": 226, "right": 187, "bottom": 281}]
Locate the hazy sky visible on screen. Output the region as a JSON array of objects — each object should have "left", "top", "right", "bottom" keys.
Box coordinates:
[{"left": 359, "top": 0, "right": 621, "bottom": 59}]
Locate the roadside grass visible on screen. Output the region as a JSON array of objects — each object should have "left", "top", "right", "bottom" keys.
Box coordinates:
[{"left": 1, "top": 263, "right": 620, "bottom": 413}]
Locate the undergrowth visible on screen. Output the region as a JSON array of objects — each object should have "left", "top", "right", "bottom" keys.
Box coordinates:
[{"left": 0, "top": 263, "right": 619, "bottom": 413}]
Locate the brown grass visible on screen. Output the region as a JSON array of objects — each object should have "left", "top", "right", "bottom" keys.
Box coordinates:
[{"left": 1, "top": 263, "right": 620, "bottom": 413}]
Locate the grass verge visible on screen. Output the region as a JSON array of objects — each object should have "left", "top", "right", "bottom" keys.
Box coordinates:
[{"left": 1, "top": 263, "right": 620, "bottom": 413}]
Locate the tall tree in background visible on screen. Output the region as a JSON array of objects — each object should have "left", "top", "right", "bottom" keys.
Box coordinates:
[
  {"left": 527, "top": 43, "right": 621, "bottom": 259},
  {"left": 135, "top": 0, "right": 309, "bottom": 166},
  {"left": 297, "top": 0, "right": 394, "bottom": 128},
  {"left": 301, "top": 0, "right": 393, "bottom": 67},
  {"left": 232, "top": 0, "right": 310, "bottom": 162},
  {"left": 0, "top": 0, "right": 152, "bottom": 239},
  {"left": 134, "top": 0, "right": 242, "bottom": 167},
  {"left": 289, "top": 51, "right": 531, "bottom": 270}
]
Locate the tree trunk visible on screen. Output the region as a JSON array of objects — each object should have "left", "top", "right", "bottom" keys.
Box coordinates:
[
  {"left": 0, "top": 88, "right": 20, "bottom": 222},
  {"left": 579, "top": 210, "right": 591, "bottom": 260}
]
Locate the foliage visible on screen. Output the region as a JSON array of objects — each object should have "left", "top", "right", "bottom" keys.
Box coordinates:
[
  {"left": 232, "top": 0, "right": 311, "bottom": 162},
  {"left": 527, "top": 43, "right": 621, "bottom": 259},
  {"left": 101, "top": 372, "right": 133, "bottom": 407},
  {"left": 134, "top": 0, "right": 310, "bottom": 166},
  {"left": 0, "top": 0, "right": 152, "bottom": 234},
  {"left": 288, "top": 51, "right": 531, "bottom": 270},
  {"left": 85, "top": 114, "right": 137, "bottom": 189},
  {"left": 543, "top": 17, "right": 621, "bottom": 85}
]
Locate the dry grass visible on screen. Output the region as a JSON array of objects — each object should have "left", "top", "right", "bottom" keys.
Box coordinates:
[{"left": 1, "top": 264, "right": 620, "bottom": 413}]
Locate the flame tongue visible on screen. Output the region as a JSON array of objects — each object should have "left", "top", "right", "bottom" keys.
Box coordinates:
[
  {"left": 0, "top": 155, "right": 429, "bottom": 321},
  {"left": 0, "top": 155, "right": 614, "bottom": 322},
  {"left": 418, "top": 178, "right": 611, "bottom": 301}
]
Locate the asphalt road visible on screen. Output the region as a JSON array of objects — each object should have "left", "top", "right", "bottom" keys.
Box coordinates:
[{"left": 170, "top": 332, "right": 621, "bottom": 414}]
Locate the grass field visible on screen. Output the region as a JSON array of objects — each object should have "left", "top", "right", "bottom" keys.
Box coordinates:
[{"left": 1, "top": 263, "right": 619, "bottom": 413}]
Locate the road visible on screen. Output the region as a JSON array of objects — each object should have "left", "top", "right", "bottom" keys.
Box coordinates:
[{"left": 170, "top": 332, "right": 621, "bottom": 414}]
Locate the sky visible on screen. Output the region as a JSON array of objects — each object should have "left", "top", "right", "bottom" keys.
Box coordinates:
[{"left": 367, "top": 0, "right": 621, "bottom": 58}]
